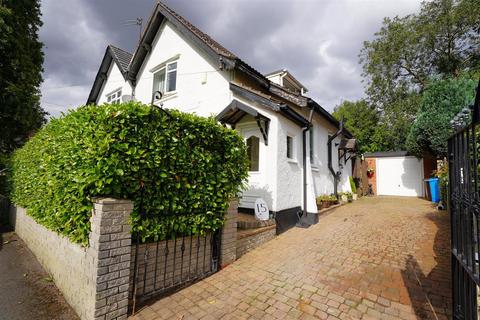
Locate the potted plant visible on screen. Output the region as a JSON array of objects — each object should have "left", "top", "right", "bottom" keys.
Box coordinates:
[
  {"left": 316, "top": 195, "right": 331, "bottom": 209},
  {"left": 339, "top": 192, "right": 348, "bottom": 203},
  {"left": 329, "top": 194, "right": 338, "bottom": 205},
  {"left": 345, "top": 192, "right": 353, "bottom": 202},
  {"left": 367, "top": 168, "right": 375, "bottom": 178}
]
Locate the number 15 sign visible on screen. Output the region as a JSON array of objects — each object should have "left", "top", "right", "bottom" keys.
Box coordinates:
[{"left": 254, "top": 198, "right": 269, "bottom": 221}]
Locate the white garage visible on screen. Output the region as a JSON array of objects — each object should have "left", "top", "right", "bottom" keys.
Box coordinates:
[{"left": 365, "top": 152, "right": 426, "bottom": 197}]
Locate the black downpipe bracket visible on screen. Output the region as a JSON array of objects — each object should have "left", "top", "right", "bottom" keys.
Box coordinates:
[{"left": 327, "top": 121, "right": 344, "bottom": 198}]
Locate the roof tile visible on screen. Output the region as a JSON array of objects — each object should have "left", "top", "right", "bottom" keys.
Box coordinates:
[{"left": 108, "top": 45, "right": 133, "bottom": 74}]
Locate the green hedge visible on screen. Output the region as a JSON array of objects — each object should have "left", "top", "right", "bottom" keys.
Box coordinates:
[{"left": 9, "top": 102, "right": 249, "bottom": 245}]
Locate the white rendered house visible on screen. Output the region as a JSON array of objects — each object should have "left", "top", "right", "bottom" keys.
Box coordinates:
[{"left": 87, "top": 1, "right": 355, "bottom": 232}]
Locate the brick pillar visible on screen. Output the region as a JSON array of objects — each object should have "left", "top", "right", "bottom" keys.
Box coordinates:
[
  {"left": 220, "top": 199, "right": 238, "bottom": 268},
  {"left": 89, "top": 198, "right": 133, "bottom": 320}
]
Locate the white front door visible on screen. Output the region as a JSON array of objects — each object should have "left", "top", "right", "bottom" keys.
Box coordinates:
[{"left": 376, "top": 157, "right": 424, "bottom": 197}]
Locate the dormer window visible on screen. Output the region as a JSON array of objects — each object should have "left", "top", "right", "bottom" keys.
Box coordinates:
[
  {"left": 106, "top": 89, "right": 122, "bottom": 104},
  {"left": 265, "top": 69, "right": 308, "bottom": 96},
  {"left": 153, "top": 61, "right": 177, "bottom": 95}
]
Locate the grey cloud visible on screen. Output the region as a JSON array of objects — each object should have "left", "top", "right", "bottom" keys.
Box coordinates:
[{"left": 39, "top": 0, "right": 422, "bottom": 117}]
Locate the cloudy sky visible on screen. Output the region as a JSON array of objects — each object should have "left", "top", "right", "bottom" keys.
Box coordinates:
[{"left": 39, "top": 0, "right": 422, "bottom": 117}]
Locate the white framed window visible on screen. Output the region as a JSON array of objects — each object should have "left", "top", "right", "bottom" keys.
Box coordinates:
[
  {"left": 286, "top": 136, "right": 294, "bottom": 159},
  {"left": 246, "top": 136, "right": 260, "bottom": 172},
  {"left": 106, "top": 89, "right": 122, "bottom": 104},
  {"left": 153, "top": 61, "right": 177, "bottom": 96}
]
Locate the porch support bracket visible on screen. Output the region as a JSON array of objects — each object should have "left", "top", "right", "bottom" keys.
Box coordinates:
[{"left": 256, "top": 116, "right": 269, "bottom": 146}]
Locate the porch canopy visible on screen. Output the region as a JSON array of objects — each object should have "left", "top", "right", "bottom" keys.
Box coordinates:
[
  {"left": 338, "top": 138, "right": 357, "bottom": 161},
  {"left": 217, "top": 99, "right": 270, "bottom": 145}
]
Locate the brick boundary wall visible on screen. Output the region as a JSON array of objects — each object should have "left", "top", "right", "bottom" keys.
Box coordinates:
[
  {"left": 9, "top": 198, "right": 240, "bottom": 318},
  {"left": 9, "top": 198, "right": 133, "bottom": 320},
  {"left": 236, "top": 225, "right": 276, "bottom": 258}
]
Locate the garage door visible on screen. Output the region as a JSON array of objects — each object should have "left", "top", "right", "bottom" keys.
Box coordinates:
[{"left": 377, "top": 157, "right": 424, "bottom": 197}]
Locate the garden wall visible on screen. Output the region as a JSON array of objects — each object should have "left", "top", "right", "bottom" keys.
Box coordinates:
[
  {"left": 236, "top": 225, "right": 276, "bottom": 258},
  {"left": 9, "top": 198, "right": 133, "bottom": 320},
  {"left": 9, "top": 198, "right": 240, "bottom": 319}
]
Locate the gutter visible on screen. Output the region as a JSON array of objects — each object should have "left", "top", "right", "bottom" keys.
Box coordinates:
[{"left": 327, "top": 121, "right": 344, "bottom": 198}]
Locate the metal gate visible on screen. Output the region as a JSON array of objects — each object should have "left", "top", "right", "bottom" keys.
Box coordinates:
[
  {"left": 130, "top": 213, "right": 221, "bottom": 311},
  {"left": 448, "top": 80, "right": 480, "bottom": 319}
]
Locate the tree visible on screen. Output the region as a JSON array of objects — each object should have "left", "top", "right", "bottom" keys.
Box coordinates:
[
  {"left": 0, "top": 0, "right": 46, "bottom": 156},
  {"left": 332, "top": 100, "right": 388, "bottom": 153},
  {"left": 406, "top": 75, "right": 477, "bottom": 157},
  {"left": 360, "top": 0, "right": 480, "bottom": 148},
  {"left": 361, "top": 0, "right": 479, "bottom": 105}
]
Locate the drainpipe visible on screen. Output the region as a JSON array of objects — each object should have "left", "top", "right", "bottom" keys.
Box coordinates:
[
  {"left": 328, "top": 121, "right": 344, "bottom": 198},
  {"left": 301, "top": 107, "right": 315, "bottom": 218}
]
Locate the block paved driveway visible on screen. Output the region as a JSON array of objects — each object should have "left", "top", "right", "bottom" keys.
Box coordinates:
[{"left": 131, "top": 197, "right": 451, "bottom": 320}]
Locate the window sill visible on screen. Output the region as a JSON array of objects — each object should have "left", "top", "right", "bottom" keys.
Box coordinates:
[
  {"left": 311, "top": 166, "right": 320, "bottom": 172},
  {"left": 287, "top": 159, "right": 298, "bottom": 164}
]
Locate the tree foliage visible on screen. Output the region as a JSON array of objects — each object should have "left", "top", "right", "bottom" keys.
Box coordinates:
[
  {"left": 9, "top": 102, "right": 249, "bottom": 245},
  {"left": 358, "top": 0, "right": 480, "bottom": 151},
  {"left": 361, "top": 0, "right": 479, "bottom": 106},
  {"left": 406, "top": 75, "right": 476, "bottom": 157},
  {"left": 0, "top": 0, "right": 46, "bottom": 155},
  {"left": 333, "top": 100, "right": 388, "bottom": 153}
]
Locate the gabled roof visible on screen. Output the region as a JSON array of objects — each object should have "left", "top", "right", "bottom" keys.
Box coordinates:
[
  {"left": 127, "top": 1, "right": 268, "bottom": 88},
  {"left": 86, "top": 45, "right": 132, "bottom": 104},
  {"left": 217, "top": 99, "right": 270, "bottom": 125},
  {"left": 109, "top": 45, "right": 133, "bottom": 74}
]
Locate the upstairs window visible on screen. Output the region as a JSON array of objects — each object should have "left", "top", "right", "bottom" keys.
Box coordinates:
[
  {"left": 286, "top": 136, "right": 294, "bottom": 159},
  {"left": 153, "top": 61, "right": 177, "bottom": 96},
  {"left": 106, "top": 89, "right": 122, "bottom": 104},
  {"left": 246, "top": 136, "right": 259, "bottom": 172}
]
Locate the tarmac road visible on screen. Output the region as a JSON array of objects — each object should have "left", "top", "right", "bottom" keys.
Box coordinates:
[{"left": 0, "top": 227, "right": 78, "bottom": 320}]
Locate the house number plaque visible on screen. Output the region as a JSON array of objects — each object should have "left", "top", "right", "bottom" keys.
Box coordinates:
[{"left": 254, "top": 198, "right": 269, "bottom": 221}]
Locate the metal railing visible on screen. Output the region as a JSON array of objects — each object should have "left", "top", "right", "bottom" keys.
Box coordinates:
[{"left": 448, "top": 79, "right": 480, "bottom": 319}]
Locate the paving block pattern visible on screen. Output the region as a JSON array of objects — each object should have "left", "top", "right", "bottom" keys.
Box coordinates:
[{"left": 131, "top": 197, "right": 451, "bottom": 320}]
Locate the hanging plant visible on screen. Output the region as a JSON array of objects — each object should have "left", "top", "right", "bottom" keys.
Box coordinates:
[{"left": 367, "top": 167, "right": 375, "bottom": 177}]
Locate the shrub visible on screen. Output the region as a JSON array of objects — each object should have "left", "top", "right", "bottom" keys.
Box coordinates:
[
  {"left": 406, "top": 75, "right": 477, "bottom": 157},
  {"left": 435, "top": 160, "right": 448, "bottom": 204},
  {"left": 349, "top": 176, "right": 357, "bottom": 194},
  {"left": 316, "top": 194, "right": 330, "bottom": 202},
  {"left": 9, "top": 102, "right": 249, "bottom": 245}
]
